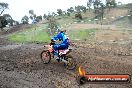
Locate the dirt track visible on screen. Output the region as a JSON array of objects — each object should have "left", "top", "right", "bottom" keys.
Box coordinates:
[
  {"left": 0, "top": 44, "right": 79, "bottom": 88},
  {"left": 0, "top": 24, "right": 132, "bottom": 88},
  {"left": 0, "top": 42, "right": 132, "bottom": 88}
]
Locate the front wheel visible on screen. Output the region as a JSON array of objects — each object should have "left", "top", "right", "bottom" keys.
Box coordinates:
[
  {"left": 64, "top": 55, "right": 76, "bottom": 70},
  {"left": 41, "top": 50, "right": 51, "bottom": 64}
]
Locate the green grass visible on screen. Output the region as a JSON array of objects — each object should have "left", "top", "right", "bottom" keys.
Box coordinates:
[
  {"left": 8, "top": 24, "right": 96, "bottom": 43},
  {"left": 114, "top": 16, "right": 129, "bottom": 27},
  {"left": 8, "top": 24, "right": 51, "bottom": 43},
  {"left": 69, "top": 28, "right": 96, "bottom": 40},
  {"left": 127, "top": 29, "right": 132, "bottom": 34}
]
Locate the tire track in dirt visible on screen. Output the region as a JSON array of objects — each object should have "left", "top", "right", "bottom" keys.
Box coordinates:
[
  {"left": 0, "top": 44, "right": 80, "bottom": 88},
  {"left": 0, "top": 42, "right": 132, "bottom": 88},
  {"left": 71, "top": 42, "right": 132, "bottom": 88}
]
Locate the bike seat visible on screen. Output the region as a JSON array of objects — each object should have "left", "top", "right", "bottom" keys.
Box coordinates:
[
  {"left": 59, "top": 49, "right": 69, "bottom": 55},
  {"left": 59, "top": 49, "right": 68, "bottom": 52}
]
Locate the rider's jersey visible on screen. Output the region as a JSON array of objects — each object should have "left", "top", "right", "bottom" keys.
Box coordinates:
[{"left": 52, "top": 32, "right": 69, "bottom": 45}]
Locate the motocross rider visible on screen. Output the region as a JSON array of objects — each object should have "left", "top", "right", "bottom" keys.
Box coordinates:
[{"left": 50, "top": 29, "right": 70, "bottom": 61}]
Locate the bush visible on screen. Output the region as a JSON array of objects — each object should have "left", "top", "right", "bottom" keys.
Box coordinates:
[
  {"left": 75, "top": 12, "right": 82, "bottom": 20},
  {"left": 0, "top": 16, "right": 7, "bottom": 29}
]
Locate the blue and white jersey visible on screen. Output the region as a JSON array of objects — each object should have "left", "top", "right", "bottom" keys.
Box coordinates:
[{"left": 52, "top": 32, "right": 69, "bottom": 45}]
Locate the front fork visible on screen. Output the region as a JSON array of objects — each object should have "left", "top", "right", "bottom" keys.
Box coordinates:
[
  {"left": 60, "top": 55, "right": 68, "bottom": 64},
  {"left": 51, "top": 51, "right": 68, "bottom": 64}
]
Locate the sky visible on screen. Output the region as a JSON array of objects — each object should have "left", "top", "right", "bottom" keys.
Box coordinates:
[{"left": 0, "top": 0, "right": 132, "bottom": 22}]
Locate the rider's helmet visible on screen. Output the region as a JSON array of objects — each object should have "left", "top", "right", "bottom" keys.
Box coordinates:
[{"left": 60, "top": 29, "right": 66, "bottom": 34}]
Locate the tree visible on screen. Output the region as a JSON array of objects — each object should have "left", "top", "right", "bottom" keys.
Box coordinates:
[
  {"left": 75, "top": 5, "right": 86, "bottom": 13},
  {"left": 62, "top": 11, "right": 66, "bottom": 15},
  {"left": 36, "top": 15, "right": 42, "bottom": 22},
  {"left": 93, "top": 0, "right": 103, "bottom": 19},
  {"left": 0, "top": 2, "right": 8, "bottom": 30},
  {"left": 67, "top": 12, "right": 70, "bottom": 16},
  {"left": 57, "top": 9, "right": 63, "bottom": 16},
  {"left": 75, "top": 5, "right": 81, "bottom": 12},
  {"left": 100, "top": 4, "right": 105, "bottom": 24},
  {"left": 48, "top": 16, "right": 56, "bottom": 29},
  {"left": 29, "top": 10, "right": 34, "bottom": 20},
  {"left": 75, "top": 12, "right": 82, "bottom": 20},
  {"left": 13, "top": 21, "right": 19, "bottom": 25},
  {"left": 93, "top": 0, "right": 101, "bottom": 10},
  {"left": 87, "top": 0, "right": 93, "bottom": 11},
  {"left": 0, "top": 2, "right": 8, "bottom": 15},
  {"left": 43, "top": 14, "right": 47, "bottom": 19},
  {"left": 67, "top": 7, "right": 74, "bottom": 13},
  {"left": 29, "top": 10, "right": 34, "bottom": 15},
  {"left": 126, "top": 3, "right": 132, "bottom": 25},
  {"left": 0, "top": 16, "right": 7, "bottom": 30},
  {"left": 21, "top": 15, "right": 29, "bottom": 24},
  {"left": 29, "top": 10, "right": 37, "bottom": 23},
  {"left": 117, "top": 2, "right": 122, "bottom": 5},
  {"left": 111, "top": 0, "right": 116, "bottom": 7},
  {"left": 81, "top": 6, "right": 87, "bottom": 13},
  {"left": 106, "top": 0, "right": 117, "bottom": 10},
  {"left": 47, "top": 15, "right": 59, "bottom": 35},
  {"left": 3, "top": 14, "right": 14, "bottom": 26},
  {"left": 128, "top": 10, "right": 132, "bottom": 25},
  {"left": 52, "top": 12, "right": 56, "bottom": 16}
]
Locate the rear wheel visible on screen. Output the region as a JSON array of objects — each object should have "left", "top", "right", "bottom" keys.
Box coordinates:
[
  {"left": 64, "top": 55, "right": 76, "bottom": 70},
  {"left": 41, "top": 50, "right": 51, "bottom": 64}
]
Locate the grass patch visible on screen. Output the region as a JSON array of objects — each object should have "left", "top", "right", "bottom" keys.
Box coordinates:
[
  {"left": 113, "top": 16, "right": 131, "bottom": 28},
  {"left": 69, "top": 28, "right": 96, "bottom": 40},
  {"left": 127, "top": 30, "right": 132, "bottom": 34},
  {"left": 8, "top": 25, "right": 51, "bottom": 43}
]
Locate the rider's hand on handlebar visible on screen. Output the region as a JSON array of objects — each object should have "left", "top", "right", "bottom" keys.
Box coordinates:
[{"left": 50, "top": 39, "right": 55, "bottom": 45}]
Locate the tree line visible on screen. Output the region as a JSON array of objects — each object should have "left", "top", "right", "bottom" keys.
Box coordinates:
[{"left": 0, "top": 0, "right": 132, "bottom": 31}]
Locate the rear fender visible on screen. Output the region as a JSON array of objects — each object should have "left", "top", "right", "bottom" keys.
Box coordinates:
[
  {"left": 66, "top": 49, "right": 72, "bottom": 55},
  {"left": 59, "top": 49, "right": 71, "bottom": 56}
]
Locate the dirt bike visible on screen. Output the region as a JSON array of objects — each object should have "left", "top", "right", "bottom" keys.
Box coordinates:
[{"left": 40, "top": 43, "right": 77, "bottom": 70}]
